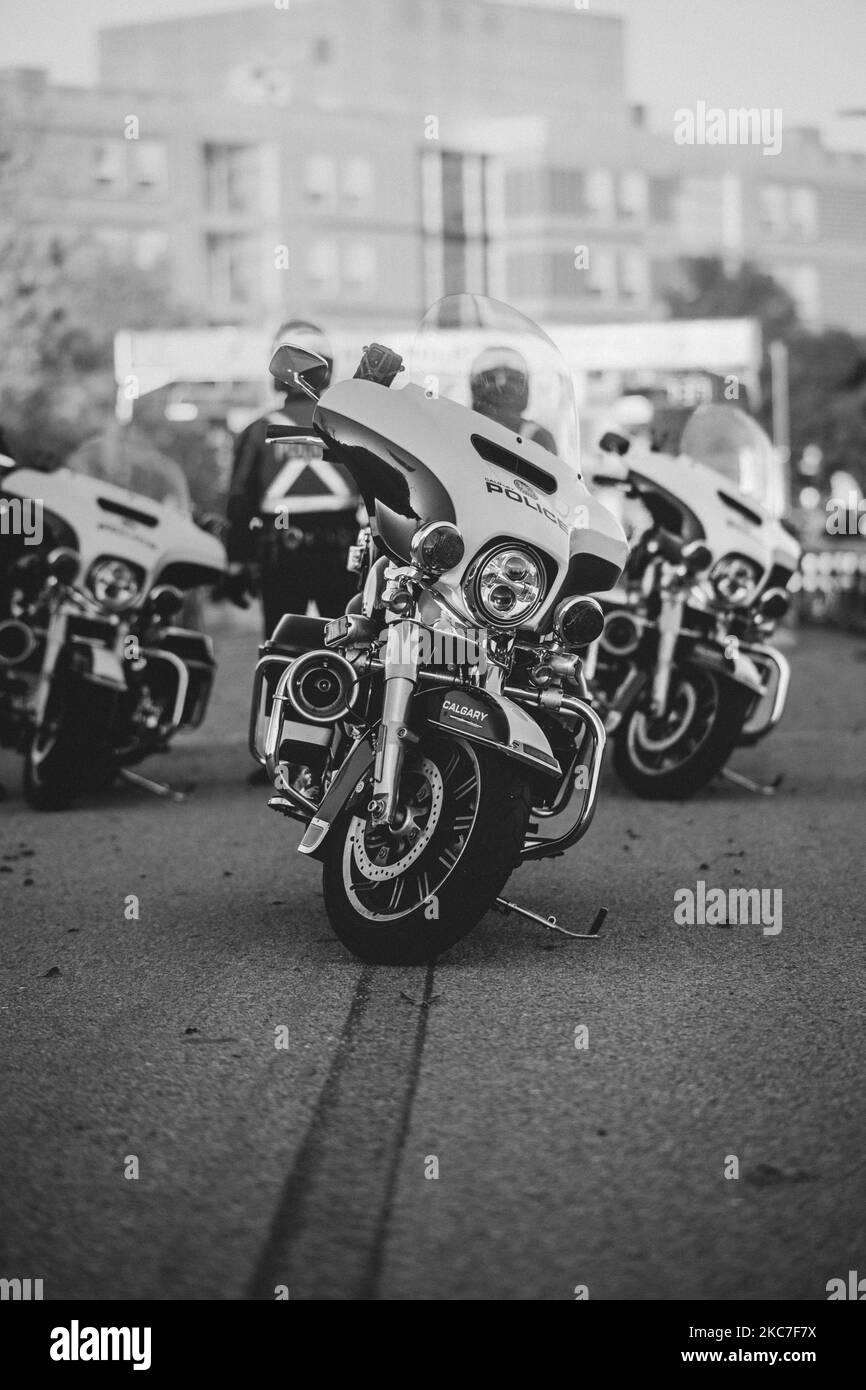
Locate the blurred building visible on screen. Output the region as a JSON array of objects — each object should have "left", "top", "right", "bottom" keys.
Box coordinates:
[{"left": 2, "top": 0, "right": 865, "bottom": 332}]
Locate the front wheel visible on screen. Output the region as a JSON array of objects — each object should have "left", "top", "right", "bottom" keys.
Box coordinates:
[
  {"left": 23, "top": 676, "right": 118, "bottom": 811},
  {"left": 322, "top": 736, "right": 532, "bottom": 964},
  {"left": 613, "top": 666, "right": 751, "bottom": 799}
]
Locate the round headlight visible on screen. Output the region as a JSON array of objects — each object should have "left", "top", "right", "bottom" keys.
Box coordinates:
[
  {"left": 466, "top": 545, "right": 545, "bottom": 626},
  {"left": 709, "top": 555, "right": 761, "bottom": 608},
  {"left": 410, "top": 521, "right": 465, "bottom": 574},
  {"left": 87, "top": 558, "right": 142, "bottom": 612}
]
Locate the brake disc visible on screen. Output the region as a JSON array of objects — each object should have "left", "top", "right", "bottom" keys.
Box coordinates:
[{"left": 351, "top": 755, "right": 444, "bottom": 881}]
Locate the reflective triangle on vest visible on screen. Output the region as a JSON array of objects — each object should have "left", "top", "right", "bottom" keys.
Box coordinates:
[{"left": 261, "top": 409, "right": 356, "bottom": 515}]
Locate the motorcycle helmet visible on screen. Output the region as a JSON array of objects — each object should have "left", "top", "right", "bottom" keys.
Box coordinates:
[
  {"left": 271, "top": 319, "right": 333, "bottom": 394},
  {"left": 470, "top": 346, "right": 530, "bottom": 422}
]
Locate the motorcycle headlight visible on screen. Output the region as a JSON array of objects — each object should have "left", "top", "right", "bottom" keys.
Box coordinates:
[
  {"left": 87, "top": 557, "right": 143, "bottom": 613},
  {"left": 410, "top": 521, "right": 465, "bottom": 575},
  {"left": 464, "top": 545, "right": 545, "bottom": 626},
  {"left": 709, "top": 555, "right": 762, "bottom": 609}
]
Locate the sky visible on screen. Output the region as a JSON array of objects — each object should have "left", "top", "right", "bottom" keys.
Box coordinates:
[{"left": 0, "top": 0, "right": 863, "bottom": 149}]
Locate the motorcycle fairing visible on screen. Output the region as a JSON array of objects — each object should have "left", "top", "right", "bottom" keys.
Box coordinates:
[
  {"left": 2, "top": 467, "right": 226, "bottom": 594},
  {"left": 316, "top": 380, "right": 628, "bottom": 625},
  {"left": 420, "top": 687, "right": 561, "bottom": 777},
  {"left": 296, "top": 684, "right": 562, "bottom": 862},
  {"left": 627, "top": 453, "right": 801, "bottom": 588}
]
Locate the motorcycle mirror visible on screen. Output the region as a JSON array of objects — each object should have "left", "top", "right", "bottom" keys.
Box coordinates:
[
  {"left": 598, "top": 431, "right": 631, "bottom": 457},
  {"left": 760, "top": 587, "right": 790, "bottom": 620},
  {"left": 46, "top": 547, "right": 81, "bottom": 585},
  {"left": 681, "top": 541, "right": 714, "bottom": 575},
  {"left": 269, "top": 344, "right": 330, "bottom": 400},
  {"left": 150, "top": 585, "right": 185, "bottom": 619}
]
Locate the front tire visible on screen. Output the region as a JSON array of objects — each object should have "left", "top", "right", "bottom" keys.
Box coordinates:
[
  {"left": 322, "top": 736, "right": 532, "bottom": 964},
  {"left": 23, "top": 676, "right": 118, "bottom": 811},
  {"left": 613, "top": 666, "right": 751, "bottom": 799}
]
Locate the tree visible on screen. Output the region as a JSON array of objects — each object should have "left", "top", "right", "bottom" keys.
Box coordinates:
[
  {"left": 665, "top": 258, "right": 866, "bottom": 489},
  {"left": 0, "top": 87, "right": 194, "bottom": 471},
  {"left": 665, "top": 256, "right": 800, "bottom": 345}
]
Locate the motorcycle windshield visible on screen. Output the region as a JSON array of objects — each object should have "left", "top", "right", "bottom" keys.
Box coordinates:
[
  {"left": 65, "top": 429, "right": 192, "bottom": 513},
  {"left": 403, "top": 293, "right": 580, "bottom": 467},
  {"left": 679, "top": 405, "right": 783, "bottom": 516}
]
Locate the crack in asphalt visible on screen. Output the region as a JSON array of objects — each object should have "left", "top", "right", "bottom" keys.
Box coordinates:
[{"left": 246, "top": 960, "right": 437, "bottom": 1300}]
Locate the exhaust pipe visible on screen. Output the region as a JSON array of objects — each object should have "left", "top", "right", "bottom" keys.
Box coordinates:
[
  {"left": 599, "top": 609, "right": 642, "bottom": 658},
  {"left": 0, "top": 618, "right": 37, "bottom": 668},
  {"left": 284, "top": 649, "right": 359, "bottom": 724}
]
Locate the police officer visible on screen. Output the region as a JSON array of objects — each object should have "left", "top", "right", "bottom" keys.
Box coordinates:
[
  {"left": 224, "top": 320, "right": 360, "bottom": 635},
  {"left": 470, "top": 346, "right": 557, "bottom": 455}
]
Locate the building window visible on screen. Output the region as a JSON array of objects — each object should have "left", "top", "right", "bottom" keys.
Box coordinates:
[
  {"left": 206, "top": 233, "right": 258, "bottom": 306},
  {"left": 758, "top": 184, "right": 787, "bottom": 236},
  {"left": 618, "top": 171, "right": 647, "bottom": 220},
  {"left": 305, "top": 154, "right": 338, "bottom": 208},
  {"left": 306, "top": 240, "right": 339, "bottom": 293},
  {"left": 619, "top": 249, "right": 649, "bottom": 305},
  {"left": 504, "top": 169, "right": 540, "bottom": 218},
  {"left": 585, "top": 247, "right": 617, "bottom": 304},
  {"left": 203, "top": 144, "right": 260, "bottom": 216},
  {"left": 549, "top": 168, "right": 582, "bottom": 217},
  {"left": 130, "top": 140, "right": 168, "bottom": 195},
  {"left": 343, "top": 157, "right": 374, "bottom": 209},
  {"left": 92, "top": 141, "right": 126, "bottom": 191},
  {"left": 343, "top": 241, "right": 376, "bottom": 293},
  {"left": 584, "top": 169, "right": 614, "bottom": 219},
  {"left": 789, "top": 186, "right": 818, "bottom": 240},
  {"left": 94, "top": 228, "right": 130, "bottom": 262},
  {"left": 552, "top": 250, "right": 580, "bottom": 300},
  {"left": 134, "top": 229, "right": 169, "bottom": 270},
  {"left": 648, "top": 176, "right": 677, "bottom": 224}
]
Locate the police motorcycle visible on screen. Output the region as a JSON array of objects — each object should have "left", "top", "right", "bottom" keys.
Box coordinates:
[
  {"left": 0, "top": 432, "right": 226, "bottom": 809},
  {"left": 248, "top": 293, "right": 629, "bottom": 963},
  {"left": 585, "top": 404, "right": 801, "bottom": 799}
]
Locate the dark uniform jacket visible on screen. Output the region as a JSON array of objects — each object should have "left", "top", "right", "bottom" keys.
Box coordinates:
[{"left": 226, "top": 391, "right": 358, "bottom": 564}]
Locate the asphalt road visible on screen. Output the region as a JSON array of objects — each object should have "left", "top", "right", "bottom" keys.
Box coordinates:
[{"left": 1, "top": 615, "right": 863, "bottom": 1301}]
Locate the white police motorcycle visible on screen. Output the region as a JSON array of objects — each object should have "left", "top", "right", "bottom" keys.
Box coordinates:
[
  {"left": 586, "top": 405, "right": 801, "bottom": 798},
  {"left": 248, "top": 294, "right": 629, "bottom": 963},
  {"left": 0, "top": 435, "right": 226, "bottom": 809}
]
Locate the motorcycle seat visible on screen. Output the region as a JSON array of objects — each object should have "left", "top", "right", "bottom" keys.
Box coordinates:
[{"left": 263, "top": 613, "right": 329, "bottom": 658}]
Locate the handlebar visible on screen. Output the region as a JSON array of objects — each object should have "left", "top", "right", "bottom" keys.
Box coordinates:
[{"left": 648, "top": 528, "right": 687, "bottom": 565}]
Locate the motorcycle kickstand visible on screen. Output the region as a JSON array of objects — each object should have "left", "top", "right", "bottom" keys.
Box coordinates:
[
  {"left": 494, "top": 897, "right": 608, "bottom": 941},
  {"left": 117, "top": 767, "right": 189, "bottom": 803},
  {"left": 718, "top": 767, "right": 783, "bottom": 797}
]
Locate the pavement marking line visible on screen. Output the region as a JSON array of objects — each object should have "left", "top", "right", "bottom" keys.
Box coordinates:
[{"left": 246, "top": 960, "right": 436, "bottom": 1301}]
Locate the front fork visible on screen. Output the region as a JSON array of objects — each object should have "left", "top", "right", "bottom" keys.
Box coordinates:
[
  {"left": 649, "top": 590, "right": 685, "bottom": 717},
  {"left": 369, "top": 619, "right": 419, "bottom": 827},
  {"left": 33, "top": 605, "right": 68, "bottom": 726}
]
